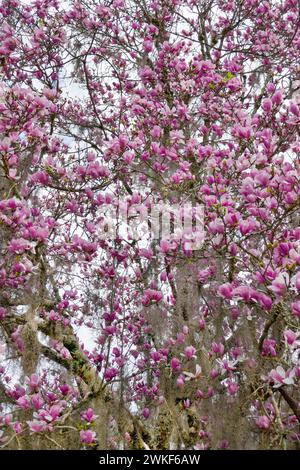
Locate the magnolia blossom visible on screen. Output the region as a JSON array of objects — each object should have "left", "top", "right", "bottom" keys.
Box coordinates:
[
  {"left": 27, "top": 420, "right": 47, "bottom": 433},
  {"left": 0, "top": 430, "right": 7, "bottom": 443},
  {"left": 8, "top": 238, "right": 33, "bottom": 254},
  {"left": 218, "top": 283, "right": 233, "bottom": 300},
  {"left": 104, "top": 368, "right": 118, "bottom": 381},
  {"left": 227, "top": 381, "right": 239, "bottom": 396},
  {"left": 262, "top": 339, "right": 277, "bottom": 357},
  {"left": 176, "top": 376, "right": 185, "bottom": 388},
  {"left": 184, "top": 346, "right": 197, "bottom": 360},
  {"left": 211, "top": 342, "right": 225, "bottom": 356},
  {"left": 294, "top": 272, "right": 300, "bottom": 292},
  {"left": 141, "top": 289, "right": 163, "bottom": 306},
  {"left": 268, "top": 274, "right": 287, "bottom": 297},
  {"left": 0, "top": 0, "right": 299, "bottom": 452},
  {"left": 291, "top": 301, "right": 300, "bottom": 317},
  {"left": 31, "top": 394, "right": 44, "bottom": 410},
  {"left": 142, "top": 408, "right": 150, "bottom": 419},
  {"left": 38, "top": 405, "right": 63, "bottom": 423},
  {"left": 283, "top": 330, "right": 300, "bottom": 349},
  {"left": 170, "top": 357, "right": 181, "bottom": 372},
  {"left": 256, "top": 416, "right": 271, "bottom": 430},
  {"left": 81, "top": 408, "right": 99, "bottom": 423},
  {"left": 26, "top": 374, "right": 41, "bottom": 390},
  {"left": 183, "top": 364, "right": 202, "bottom": 381},
  {"left": 11, "top": 421, "right": 23, "bottom": 434},
  {"left": 0, "top": 307, "right": 7, "bottom": 320},
  {"left": 80, "top": 430, "right": 97, "bottom": 444},
  {"left": 17, "top": 396, "right": 30, "bottom": 410}
]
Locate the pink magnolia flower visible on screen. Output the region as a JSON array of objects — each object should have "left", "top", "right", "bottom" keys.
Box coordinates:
[
  {"left": 26, "top": 226, "right": 49, "bottom": 242},
  {"left": 142, "top": 288, "right": 163, "bottom": 306},
  {"left": 41, "top": 405, "right": 62, "bottom": 422},
  {"left": 253, "top": 292, "right": 273, "bottom": 310},
  {"left": 229, "top": 243, "right": 238, "bottom": 256},
  {"left": 197, "top": 267, "right": 213, "bottom": 283},
  {"left": 112, "top": 347, "right": 121, "bottom": 357},
  {"left": 256, "top": 415, "right": 270, "bottom": 429},
  {"left": 184, "top": 345, "right": 196, "bottom": 360},
  {"left": 59, "top": 347, "right": 72, "bottom": 360},
  {"left": 208, "top": 219, "right": 224, "bottom": 235},
  {"left": 31, "top": 394, "right": 44, "bottom": 410},
  {"left": 291, "top": 301, "right": 300, "bottom": 317},
  {"left": 10, "top": 384, "right": 25, "bottom": 400},
  {"left": 224, "top": 211, "right": 240, "bottom": 226},
  {"left": 176, "top": 375, "right": 185, "bottom": 388},
  {"left": 239, "top": 219, "right": 258, "bottom": 235},
  {"left": 289, "top": 248, "right": 300, "bottom": 264},
  {"left": 176, "top": 332, "right": 185, "bottom": 344},
  {"left": 227, "top": 381, "right": 238, "bottom": 395},
  {"left": 196, "top": 389, "right": 204, "bottom": 399},
  {"left": 160, "top": 239, "right": 176, "bottom": 254},
  {"left": 218, "top": 359, "right": 238, "bottom": 375},
  {"left": 294, "top": 272, "right": 300, "bottom": 292},
  {"left": 218, "top": 283, "right": 233, "bottom": 300},
  {"left": 138, "top": 248, "right": 153, "bottom": 260},
  {"left": 31, "top": 171, "right": 49, "bottom": 185},
  {"left": 271, "top": 90, "right": 282, "bottom": 106},
  {"left": 262, "top": 98, "right": 273, "bottom": 113},
  {"left": 142, "top": 408, "right": 150, "bottom": 419},
  {"left": 283, "top": 330, "right": 300, "bottom": 348},
  {"left": 268, "top": 274, "right": 287, "bottom": 296},
  {"left": 261, "top": 339, "right": 277, "bottom": 357},
  {"left": 170, "top": 357, "right": 181, "bottom": 372},
  {"left": 0, "top": 430, "right": 7, "bottom": 443},
  {"left": 183, "top": 399, "right": 190, "bottom": 409},
  {"left": 210, "top": 369, "right": 219, "bottom": 379},
  {"left": 123, "top": 150, "right": 135, "bottom": 164},
  {"left": 0, "top": 307, "right": 7, "bottom": 320},
  {"left": 269, "top": 366, "right": 295, "bottom": 388},
  {"left": 17, "top": 396, "right": 30, "bottom": 409},
  {"left": 233, "top": 285, "right": 254, "bottom": 302},
  {"left": 150, "top": 126, "right": 161, "bottom": 139},
  {"left": 80, "top": 430, "right": 97, "bottom": 444},
  {"left": 27, "top": 373, "right": 41, "bottom": 390},
  {"left": 289, "top": 102, "right": 299, "bottom": 116},
  {"left": 143, "top": 39, "right": 153, "bottom": 53},
  {"left": 150, "top": 351, "right": 161, "bottom": 363},
  {"left": 267, "top": 83, "right": 276, "bottom": 93},
  {"left": 11, "top": 421, "right": 22, "bottom": 434},
  {"left": 59, "top": 384, "right": 71, "bottom": 396},
  {"left": 234, "top": 125, "right": 252, "bottom": 139},
  {"left": 3, "top": 414, "right": 12, "bottom": 426},
  {"left": 81, "top": 408, "right": 98, "bottom": 423},
  {"left": 218, "top": 439, "right": 229, "bottom": 449},
  {"left": 182, "top": 325, "right": 189, "bottom": 335}
]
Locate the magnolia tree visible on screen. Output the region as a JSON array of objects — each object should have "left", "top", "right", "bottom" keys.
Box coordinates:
[{"left": 0, "top": 0, "right": 299, "bottom": 451}]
